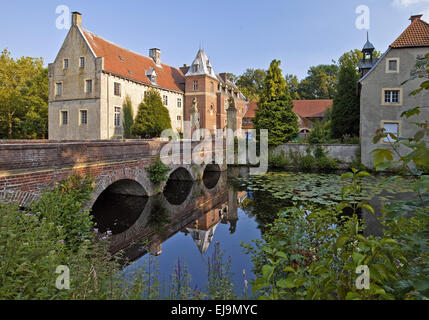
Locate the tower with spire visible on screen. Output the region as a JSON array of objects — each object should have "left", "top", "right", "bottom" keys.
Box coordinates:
[{"left": 358, "top": 32, "right": 379, "bottom": 78}]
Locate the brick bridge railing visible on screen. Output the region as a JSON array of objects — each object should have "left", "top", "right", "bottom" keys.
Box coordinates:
[{"left": 0, "top": 139, "right": 226, "bottom": 208}]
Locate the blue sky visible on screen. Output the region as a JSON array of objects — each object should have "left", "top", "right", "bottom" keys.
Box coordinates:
[{"left": 1, "top": 0, "right": 428, "bottom": 79}]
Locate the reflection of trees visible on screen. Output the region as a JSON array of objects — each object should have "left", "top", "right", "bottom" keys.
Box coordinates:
[
  {"left": 147, "top": 199, "right": 171, "bottom": 236},
  {"left": 241, "top": 191, "right": 293, "bottom": 233}
]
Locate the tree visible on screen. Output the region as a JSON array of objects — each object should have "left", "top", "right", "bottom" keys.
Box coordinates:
[
  {"left": 285, "top": 74, "right": 300, "bottom": 100},
  {"left": 254, "top": 60, "right": 299, "bottom": 146},
  {"left": 131, "top": 89, "right": 172, "bottom": 138},
  {"left": 0, "top": 49, "right": 48, "bottom": 139},
  {"left": 235, "top": 69, "right": 267, "bottom": 102},
  {"left": 297, "top": 64, "right": 339, "bottom": 99},
  {"left": 331, "top": 52, "right": 360, "bottom": 139},
  {"left": 122, "top": 95, "right": 134, "bottom": 139}
]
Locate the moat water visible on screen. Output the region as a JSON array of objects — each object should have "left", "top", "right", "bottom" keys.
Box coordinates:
[{"left": 91, "top": 167, "right": 416, "bottom": 297}]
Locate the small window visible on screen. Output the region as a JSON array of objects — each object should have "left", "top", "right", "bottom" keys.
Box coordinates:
[
  {"left": 163, "top": 95, "right": 168, "bottom": 106},
  {"left": 384, "top": 90, "right": 400, "bottom": 104},
  {"left": 210, "top": 82, "right": 214, "bottom": 92},
  {"left": 177, "top": 98, "right": 182, "bottom": 108},
  {"left": 79, "top": 57, "right": 85, "bottom": 68},
  {"left": 114, "top": 107, "right": 121, "bottom": 127},
  {"left": 193, "top": 80, "right": 198, "bottom": 91},
  {"left": 177, "top": 116, "right": 182, "bottom": 121},
  {"left": 114, "top": 82, "right": 121, "bottom": 96},
  {"left": 208, "top": 66, "right": 212, "bottom": 74},
  {"left": 80, "top": 110, "right": 88, "bottom": 125},
  {"left": 193, "top": 64, "right": 199, "bottom": 73},
  {"left": 386, "top": 58, "right": 399, "bottom": 73},
  {"left": 382, "top": 122, "right": 399, "bottom": 143},
  {"left": 56, "top": 83, "right": 62, "bottom": 96},
  {"left": 85, "top": 79, "right": 93, "bottom": 93},
  {"left": 61, "top": 111, "right": 68, "bottom": 125},
  {"left": 63, "top": 59, "right": 69, "bottom": 69}
]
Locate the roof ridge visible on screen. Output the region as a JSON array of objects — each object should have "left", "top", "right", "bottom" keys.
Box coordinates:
[{"left": 82, "top": 29, "right": 180, "bottom": 71}]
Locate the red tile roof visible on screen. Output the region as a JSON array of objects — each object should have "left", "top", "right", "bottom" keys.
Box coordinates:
[
  {"left": 292, "top": 99, "right": 332, "bottom": 119},
  {"left": 390, "top": 15, "right": 429, "bottom": 48},
  {"left": 82, "top": 30, "right": 185, "bottom": 92},
  {"left": 243, "top": 101, "right": 259, "bottom": 118}
]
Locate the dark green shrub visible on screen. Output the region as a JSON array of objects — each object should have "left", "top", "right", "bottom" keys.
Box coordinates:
[
  {"left": 317, "top": 155, "right": 339, "bottom": 172},
  {"left": 300, "top": 155, "right": 316, "bottom": 172},
  {"left": 306, "top": 121, "right": 330, "bottom": 144},
  {"left": 147, "top": 158, "right": 171, "bottom": 184},
  {"left": 269, "top": 151, "right": 289, "bottom": 169}
]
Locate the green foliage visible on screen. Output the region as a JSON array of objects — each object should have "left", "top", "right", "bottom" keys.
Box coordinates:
[
  {"left": 147, "top": 158, "right": 171, "bottom": 184},
  {"left": 331, "top": 51, "right": 360, "bottom": 138},
  {"left": 122, "top": 95, "right": 134, "bottom": 139},
  {"left": 254, "top": 60, "right": 299, "bottom": 146},
  {"left": 235, "top": 69, "right": 267, "bottom": 102},
  {"left": 297, "top": 64, "right": 339, "bottom": 99},
  {"left": 131, "top": 89, "right": 172, "bottom": 139},
  {"left": 300, "top": 154, "right": 316, "bottom": 172},
  {"left": 0, "top": 175, "right": 123, "bottom": 300},
  {"left": 0, "top": 49, "right": 48, "bottom": 139},
  {"left": 268, "top": 151, "right": 289, "bottom": 169},
  {"left": 306, "top": 121, "right": 331, "bottom": 144}
]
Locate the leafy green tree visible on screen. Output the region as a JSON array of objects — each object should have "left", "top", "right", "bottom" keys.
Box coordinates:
[
  {"left": 0, "top": 49, "right": 48, "bottom": 139},
  {"left": 122, "top": 95, "right": 134, "bottom": 139},
  {"left": 254, "top": 60, "right": 299, "bottom": 146},
  {"left": 297, "top": 64, "right": 339, "bottom": 99},
  {"left": 331, "top": 52, "right": 360, "bottom": 139},
  {"left": 285, "top": 74, "right": 300, "bottom": 100},
  {"left": 235, "top": 69, "right": 267, "bottom": 102},
  {"left": 131, "top": 89, "right": 172, "bottom": 138}
]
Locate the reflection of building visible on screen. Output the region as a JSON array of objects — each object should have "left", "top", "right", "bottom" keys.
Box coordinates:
[
  {"left": 186, "top": 208, "right": 224, "bottom": 254},
  {"left": 186, "top": 190, "right": 247, "bottom": 253}
]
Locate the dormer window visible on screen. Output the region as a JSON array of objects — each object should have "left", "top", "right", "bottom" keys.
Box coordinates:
[
  {"left": 146, "top": 68, "right": 157, "bottom": 84},
  {"left": 208, "top": 66, "right": 212, "bottom": 74},
  {"left": 193, "top": 64, "right": 199, "bottom": 73}
]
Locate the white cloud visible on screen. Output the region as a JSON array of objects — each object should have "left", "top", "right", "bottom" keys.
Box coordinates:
[{"left": 393, "top": 0, "right": 429, "bottom": 7}]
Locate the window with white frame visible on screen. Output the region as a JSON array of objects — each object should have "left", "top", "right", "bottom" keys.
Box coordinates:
[
  {"left": 384, "top": 90, "right": 400, "bottom": 104},
  {"left": 63, "top": 59, "right": 69, "bottom": 69},
  {"left": 61, "top": 111, "right": 68, "bottom": 125},
  {"left": 382, "top": 122, "right": 399, "bottom": 143},
  {"left": 114, "top": 107, "right": 121, "bottom": 127},
  {"left": 177, "top": 98, "right": 182, "bottom": 108},
  {"left": 163, "top": 95, "right": 168, "bottom": 106},
  {"left": 56, "top": 83, "right": 63, "bottom": 96},
  {"left": 193, "top": 80, "right": 198, "bottom": 91},
  {"left": 85, "top": 79, "right": 92, "bottom": 93},
  {"left": 80, "top": 110, "right": 88, "bottom": 125}
]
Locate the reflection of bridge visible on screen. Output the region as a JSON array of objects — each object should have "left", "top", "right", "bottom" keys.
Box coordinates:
[
  {"left": 0, "top": 140, "right": 226, "bottom": 208},
  {"left": 110, "top": 171, "right": 247, "bottom": 263}
]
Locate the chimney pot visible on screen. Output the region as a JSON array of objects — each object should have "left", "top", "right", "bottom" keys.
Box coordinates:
[
  {"left": 72, "top": 12, "right": 82, "bottom": 28},
  {"left": 149, "top": 48, "right": 161, "bottom": 66},
  {"left": 410, "top": 14, "right": 423, "bottom": 23}
]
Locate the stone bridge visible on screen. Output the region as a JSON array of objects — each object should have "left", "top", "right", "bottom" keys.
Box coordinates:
[{"left": 0, "top": 139, "right": 226, "bottom": 208}]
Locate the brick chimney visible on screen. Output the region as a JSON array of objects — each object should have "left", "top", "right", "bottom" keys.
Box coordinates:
[
  {"left": 149, "top": 48, "right": 161, "bottom": 66},
  {"left": 72, "top": 12, "right": 82, "bottom": 28},
  {"left": 410, "top": 14, "right": 423, "bottom": 23}
]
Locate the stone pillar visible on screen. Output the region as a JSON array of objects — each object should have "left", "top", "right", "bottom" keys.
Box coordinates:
[{"left": 226, "top": 97, "right": 237, "bottom": 132}]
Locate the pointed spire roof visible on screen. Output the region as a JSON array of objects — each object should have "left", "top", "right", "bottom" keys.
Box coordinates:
[
  {"left": 390, "top": 15, "right": 429, "bottom": 48},
  {"left": 363, "top": 32, "right": 375, "bottom": 51},
  {"left": 185, "top": 49, "right": 217, "bottom": 79}
]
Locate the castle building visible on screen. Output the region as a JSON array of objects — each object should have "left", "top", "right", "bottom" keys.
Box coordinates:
[
  {"left": 358, "top": 15, "right": 429, "bottom": 168},
  {"left": 48, "top": 12, "right": 247, "bottom": 140}
]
